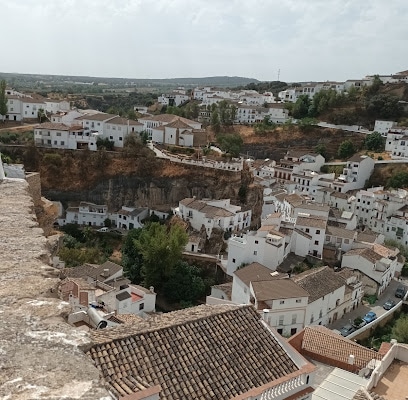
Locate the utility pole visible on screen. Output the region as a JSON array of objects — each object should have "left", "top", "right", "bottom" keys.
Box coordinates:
[{"left": 277, "top": 69, "right": 281, "bottom": 81}]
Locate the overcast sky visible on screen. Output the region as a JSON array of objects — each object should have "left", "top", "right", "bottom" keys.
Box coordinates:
[{"left": 1, "top": 0, "right": 407, "bottom": 82}]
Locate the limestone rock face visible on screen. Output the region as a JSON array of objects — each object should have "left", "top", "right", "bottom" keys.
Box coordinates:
[{"left": 0, "top": 179, "right": 110, "bottom": 399}]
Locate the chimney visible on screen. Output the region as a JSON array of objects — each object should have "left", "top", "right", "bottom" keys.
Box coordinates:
[
  {"left": 348, "top": 354, "right": 355, "bottom": 365},
  {"left": 103, "top": 268, "right": 109, "bottom": 277},
  {"left": 391, "top": 339, "right": 398, "bottom": 345},
  {"left": 149, "top": 286, "right": 155, "bottom": 293}
]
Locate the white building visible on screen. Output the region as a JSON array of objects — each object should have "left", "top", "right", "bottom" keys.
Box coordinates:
[
  {"left": 293, "top": 214, "right": 327, "bottom": 259},
  {"left": 50, "top": 110, "right": 84, "bottom": 126},
  {"left": 104, "top": 116, "right": 144, "bottom": 148},
  {"left": 342, "top": 244, "right": 402, "bottom": 295},
  {"left": 62, "top": 202, "right": 108, "bottom": 226},
  {"left": 226, "top": 224, "right": 286, "bottom": 276},
  {"left": 293, "top": 266, "right": 348, "bottom": 326},
  {"left": 235, "top": 104, "right": 289, "bottom": 124},
  {"left": 114, "top": 207, "right": 149, "bottom": 230},
  {"left": 374, "top": 120, "right": 397, "bottom": 135},
  {"left": 151, "top": 118, "right": 207, "bottom": 147},
  {"left": 333, "top": 155, "right": 375, "bottom": 193},
  {"left": 158, "top": 91, "right": 189, "bottom": 107},
  {"left": 385, "top": 127, "right": 408, "bottom": 158},
  {"left": 44, "top": 99, "right": 70, "bottom": 114},
  {"left": 175, "top": 198, "right": 251, "bottom": 238},
  {"left": 138, "top": 114, "right": 201, "bottom": 139}
]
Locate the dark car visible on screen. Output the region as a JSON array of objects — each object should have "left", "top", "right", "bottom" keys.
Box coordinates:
[
  {"left": 395, "top": 286, "right": 406, "bottom": 298},
  {"left": 383, "top": 299, "right": 396, "bottom": 310},
  {"left": 340, "top": 324, "right": 356, "bottom": 337}
]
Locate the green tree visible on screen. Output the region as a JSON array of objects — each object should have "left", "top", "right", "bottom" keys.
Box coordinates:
[
  {"left": 211, "top": 109, "right": 221, "bottom": 133},
  {"left": 337, "top": 140, "right": 355, "bottom": 159},
  {"left": 292, "top": 95, "right": 311, "bottom": 119},
  {"left": 217, "top": 133, "right": 243, "bottom": 157},
  {"left": 134, "top": 223, "right": 188, "bottom": 288},
  {"left": 365, "top": 94, "right": 403, "bottom": 120},
  {"left": 387, "top": 171, "right": 408, "bottom": 189},
  {"left": 163, "top": 261, "right": 206, "bottom": 303},
  {"left": 364, "top": 131, "right": 385, "bottom": 152},
  {"left": 315, "top": 143, "right": 327, "bottom": 159},
  {"left": 37, "top": 108, "right": 47, "bottom": 123},
  {"left": 0, "top": 80, "right": 7, "bottom": 122},
  {"left": 392, "top": 315, "right": 408, "bottom": 343},
  {"left": 122, "top": 228, "right": 144, "bottom": 283}
]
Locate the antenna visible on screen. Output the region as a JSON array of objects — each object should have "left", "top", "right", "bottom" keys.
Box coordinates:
[{"left": 277, "top": 69, "right": 281, "bottom": 81}]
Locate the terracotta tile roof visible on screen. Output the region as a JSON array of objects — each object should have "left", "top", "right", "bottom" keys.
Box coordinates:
[
  {"left": 34, "top": 122, "right": 71, "bottom": 131},
  {"left": 378, "top": 342, "right": 392, "bottom": 357},
  {"left": 164, "top": 118, "right": 194, "bottom": 129},
  {"left": 251, "top": 279, "right": 309, "bottom": 302},
  {"left": 234, "top": 262, "right": 276, "bottom": 286},
  {"left": 87, "top": 305, "right": 300, "bottom": 399},
  {"left": 326, "top": 225, "right": 356, "bottom": 240},
  {"left": 348, "top": 154, "right": 371, "bottom": 163},
  {"left": 298, "top": 326, "right": 382, "bottom": 370},
  {"left": 116, "top": 291, "right": 131, "bottom": 301},
  {"left": 297, "top": 203, "right": 330, "bottom": 212},
  {"left": 138, "top": 114, "right": 198, "bottom": 126},
  {"left": 284, "top": 193, "right": 304, "bottom": 207},
  {"left": 180, "top": 198, "right": 235, "bottom": 218},
  {"left": 344, "top": 248, "right": 383, "bottom": 264},
  {"left": 292, "top": 266, "right": 345, "bottom": 303},
  {"left": 61, "top": 260, "right": 123, "bottom": 282},
  {"left": 76, "top": 113, "right": 117, "bottom": 121},
  {"left": 356, "top": 231, "right": 378, "bottom": 243},
  {"left": 107, "top": 116, "right": 143, "bottom": 126},
  {"left": 296, "top": 215, "right": 327, "bottom": 229}
]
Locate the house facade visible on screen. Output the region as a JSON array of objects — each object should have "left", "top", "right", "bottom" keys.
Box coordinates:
[{"left": 175, "top": 198, "right": 251, "bottom": 238}]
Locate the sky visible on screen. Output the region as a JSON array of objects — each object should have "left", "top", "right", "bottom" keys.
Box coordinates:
[{"left": 1, "top": 0, "right": 408, "bottom": 82}]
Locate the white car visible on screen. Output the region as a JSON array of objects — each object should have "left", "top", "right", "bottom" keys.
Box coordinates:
[{"left": 97, "top": 227, "right": 109, "bottom": 232}]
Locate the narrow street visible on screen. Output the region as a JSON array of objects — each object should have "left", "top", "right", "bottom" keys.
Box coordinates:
[{"left": 329, "top": 278, "right": 407, "bottom": 331}]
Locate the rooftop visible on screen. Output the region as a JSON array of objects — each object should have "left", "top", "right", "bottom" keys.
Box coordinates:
[
  {"left": 87, "top": 305, "right": 307, "bottom": 400},
  {"left": 251, "top": 279, "right": 309, "bottom": 302},
  {"left": 234, "top": 262, "right": 276, "bottom": 286},
  {"left": 372, "top": 360, "right": 408, "bottom": 400},
  {"left": 293, "top": 266, "right": 346, "bottom": 303}
]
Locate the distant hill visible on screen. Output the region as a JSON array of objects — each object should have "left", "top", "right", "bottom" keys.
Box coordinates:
[{"left": 0, "top": 72, "right": 259, "bottom": 88}]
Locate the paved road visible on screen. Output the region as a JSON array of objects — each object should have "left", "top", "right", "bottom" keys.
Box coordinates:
[{"left": 329, "top": 278, "right": 407, "bottom": 331}]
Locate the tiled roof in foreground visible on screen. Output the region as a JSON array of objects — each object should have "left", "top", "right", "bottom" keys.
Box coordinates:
[
  {"left": 294, "top": 326, "right": 382, "bottom": 370},
  {"left": 87, "top": 305, "right": 302, "bottom": 399}
]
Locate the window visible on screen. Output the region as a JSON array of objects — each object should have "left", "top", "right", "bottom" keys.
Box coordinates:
[
  {"left": 109, "top": 136, "right": 113, "bottom": 140},
  {"left": 314, "top": 240, "right": 319, "bottom": 245},
  {"left": 319, "top": 310, "right": 322, "bottom": 318},
  {"left": 119, "top": 137, "right": 123, "bottom": 141},
  {"left": 253, "top": 251, "right": 257, "bottom": 256},
  {"left": 54, "top": 140, "right": 57, "bottom": 145},
  {"left": 277, "top": 328, "right": 283, "bottom": 335},
  {"left": 310, "top": 315, "right": 314, "bottom": 323},
  {"left": 278, "top": 315, "right": 284, "bottom": 324},
  {"left": 232, "top": 258, "right": 236, "bottom": 263},
  {"left": 255, "top": 240, "right": 259, "bottom": 244},
  {"left": 280, "top": 300, "right": 285, "bottom": 305},
  {"left": 61, "top": 141, "right": 64, "bottom": 145},
  {"left": 296, "top": 299, "right": 301, "bottom": 303},
  {"left": 56, "top": 132, "right": 61, "bottom": 136},
  {"left": 305, "top": 228, "right": 310, "bottom": 233},
  {"left": 316, "top": 230, "right": 320, "bottom": 234}
]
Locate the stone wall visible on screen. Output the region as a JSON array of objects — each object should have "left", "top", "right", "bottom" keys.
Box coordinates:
[
  {"left": 25, "top": 171, "right": 42, "bottom": 208},
  {"left": 0, "top": 179, "right": 109, "bottom": 399}
]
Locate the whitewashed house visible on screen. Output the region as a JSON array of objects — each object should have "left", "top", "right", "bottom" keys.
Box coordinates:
[
  {"left": 235, "top": 104, "right": 289, "bottom": 124},
  {"left": 226, "top": 224, "right": 286, "bottom": 276},
  {"left": 50, "top": 110, "right": 84, "bottom": 126},
  {"left": 385, "top": 127, "right": 408, "bottom": 158},
  {"left": 44, "top": 99, "right": 70, "bottom": 114},
  {"left": 151, "top": 118, "right": 207, "bottom": 147},
  {"left": 62, "top": 202, "right": 109, "bottom": 226},
  {"left": 175, "top": 198, "right": 251, "bottom": 238},
  {"left": 374, "top": 120, "right": 397, "bottom": 136},
  {"left": 21, "top": 96, "right": 46, "bottom": 119},
  {"left": 114, "top": 207, "right": 149, "bottom": 230},
  {"left": 293, "top": 214, "right": 327, "bottom": 259},
  {"left": 341, "top": 244, "right": 402, "bottom": 295},
  {"left": 34, "top": 122, "right": 97, "bottom": 150},
  {"left": 138, "top": 114, "right": 201, "bottom": 139},
  {"left": 4, "top": 95, "right": 23, "bottom": 121},
  {"left": 293, "top": 266, "right": 347, "bottom": 326},
  {"left": 158, "top": 92, "right": 189, "bottom": 107},
  {"left": 75, "top": 112, "right": 117, "bottom": 135},
  {"left": 104, "top": 116, "right": 144, "bottom": 148},
  {"left": 333, "top": 155, "right": 375, "bottom": 193}
]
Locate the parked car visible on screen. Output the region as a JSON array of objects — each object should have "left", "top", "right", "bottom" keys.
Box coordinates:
[
  {"left": 97, "top": 227, "right": 110, "bottom": 232},
  {"left": 395, "top": 286, "right": 406, "bottom": 298},
  {"left": 340, "top": 324, "right": 356, "bottom": 337},
  {"left": 363, "top": 311, "right": 377, "bottom": 324},
  {"left": 383, "top": 299, "right": 396, "bottom": 310}
]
